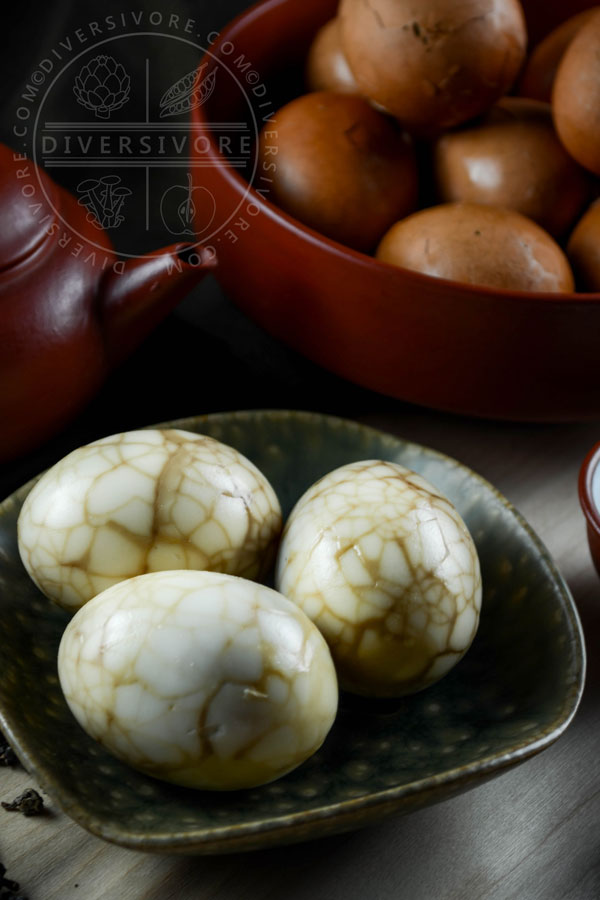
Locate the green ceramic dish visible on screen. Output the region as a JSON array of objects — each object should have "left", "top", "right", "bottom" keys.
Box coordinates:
[{"left": 0, "top": 411, "right": 585, "bottom": 854}]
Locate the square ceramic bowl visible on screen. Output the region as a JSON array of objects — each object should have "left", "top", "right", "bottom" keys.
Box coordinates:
[{"left": 0, "top": 411, "right": 585, "bottom": 853}]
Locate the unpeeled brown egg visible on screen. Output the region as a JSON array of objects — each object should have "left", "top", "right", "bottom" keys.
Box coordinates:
[
  {"left": 275, "top": 460, "right": 482, "bottom": 697},
  {"left": 553, "top": 8, "right": 600, "bottom": 176},
  {"left": 18, "top": 429, "right": 282, "bottom": 611},
  {"left": 259, "top": 91, "right": 418, "bottom": 252},
  {"left": 376, "top": 202, "right": 575, "bottom": 292},
  {"left": 338, "top": 0, "right": 528, "bottom": 134},
  {"left": 58, "top": 570, "right": 338, "bottom": 790},
  {"left": 519, "top": 8, "right": 598, "bottom": 103},
  {"left": 433, "top": 97, "right": 589, "bottom": 237},
  {"left": 567, "top": 200, "right": 600, "bottom": 292},
  {"left": 305, "top": 18, "right": 360, "bottom": 95}
]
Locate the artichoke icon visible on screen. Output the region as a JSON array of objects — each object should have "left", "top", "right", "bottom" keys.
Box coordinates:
[{"left": 73, "top": 55, "right": 130, "bottom": 119}]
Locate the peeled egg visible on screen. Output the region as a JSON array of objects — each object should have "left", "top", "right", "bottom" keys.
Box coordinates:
[
  {"left": 305, "top": 18, "right": 360, "bottom": 94},
  {"left": 58, "top": 570, "right": 338, "bottom": 790},
  {"left": 18, "top": 429, "right": 282, "bottom": 611},
  {"left": 376, "top": 202, "right": 575, "bottom": 292},
  {"left": 258, "top": 91, "right": 418, "bottom": 252},
  {"left": 339, "top": 0, "right": 527, "bottom": 134},
  {"left": 553, "top": 8, "right": 600, "bottom": 176},
  {"left": 275, "top": 460, "right": 482, "bottom": 697},
  {"left": 433, "top": 98, "right": 589, "bottom": 237}
]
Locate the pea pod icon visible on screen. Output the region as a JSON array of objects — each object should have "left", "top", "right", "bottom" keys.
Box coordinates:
[{"left": 159, "top": 64, "right": 218, "bottom": 118}]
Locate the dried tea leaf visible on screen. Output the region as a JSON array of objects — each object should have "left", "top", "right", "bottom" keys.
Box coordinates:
[
  {"left": 0, "top": 733, "right": 17, "bottom": 767},
  {"left": 1, "top": 789, "right": 45, "bottom": 817},
  {"left": 0, "top": 861, "right": 27, "bottom": 900}
]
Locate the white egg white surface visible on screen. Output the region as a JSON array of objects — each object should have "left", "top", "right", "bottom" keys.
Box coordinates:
[
  {"left": 57, "top": 570, "right": 338, "bottom": 790},
  {"left": 18, "top": 429, "right": 282, "bottom": 611},
  {"left": 276, "top": 460, "right": 482, "bottom": 697}
]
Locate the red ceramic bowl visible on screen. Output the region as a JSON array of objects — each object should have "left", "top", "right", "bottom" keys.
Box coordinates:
[
  {"left": 579, "top": 441, "right": 600, "bottom": 576},
  {"left": 191, "top": 0, "right": 600, "bottom": 422}
]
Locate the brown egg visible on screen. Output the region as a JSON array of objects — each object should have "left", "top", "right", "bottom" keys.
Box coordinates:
[
  {"left": 306, "top": 18, "right": 360, "bottom": 94},
  {"left": 376, "top": 203, "right": 575, "bottom": 292},
  {"left": 338, "top": 0, "right": 527, "bottom": 134},
  {"left": 519, "top": 8, "right": 597, "bottom": 102},
  {"left": 553, "top": 9, "right": 600, "bottom": 175},
  {"left": 433, "top": 98, "right": 589, "bottom": 236},
  {"left": 258, "top": 92, "right": 418, "bottom": 252},
  {"left": 567, "top": 201, "right": 600, "bottom": 291}
]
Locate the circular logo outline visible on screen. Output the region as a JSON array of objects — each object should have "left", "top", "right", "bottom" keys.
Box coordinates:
[{"left": 28, "top": 30, "right": 263, "bottom": 260}]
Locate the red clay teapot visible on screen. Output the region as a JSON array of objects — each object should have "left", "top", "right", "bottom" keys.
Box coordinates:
[{"left": 0, "top": 143, "right": 213, "bottom": 463}]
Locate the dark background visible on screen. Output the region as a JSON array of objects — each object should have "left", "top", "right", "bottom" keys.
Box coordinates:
[{"left": 0, "top": 0, "right": 396, "bottom": 500}]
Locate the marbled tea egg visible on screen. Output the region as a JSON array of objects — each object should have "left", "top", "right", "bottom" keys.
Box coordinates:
[
  {"left": 275, "top": 461, "right": 482, "bottom": 697},
  {"left": 57, "top": 570, "right": 338, "bottom": 790},
  {"left": 18, "top": 429, "right": 282, "bottom": 611}
]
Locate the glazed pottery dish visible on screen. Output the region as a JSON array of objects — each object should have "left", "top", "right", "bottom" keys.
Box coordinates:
[
  {"left": 579, "top": 441, "right": 600, "bottom": 577},
  {"left": 0, "top": 412, "right": 585, "bottom": 853},
  {"left": 187, "top": 0, "right": 600, "bottom": 422}
]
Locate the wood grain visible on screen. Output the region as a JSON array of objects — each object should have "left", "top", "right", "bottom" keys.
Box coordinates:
[{"left": 2, "top": 409, "right": 600, "bottom": 900}]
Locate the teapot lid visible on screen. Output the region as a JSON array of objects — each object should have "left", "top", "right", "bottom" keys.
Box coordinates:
[{"left": 0, "top": 143, "right": 59, "bottom": 269}]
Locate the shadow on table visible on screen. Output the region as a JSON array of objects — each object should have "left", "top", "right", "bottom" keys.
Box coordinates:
[
  {"left": 145, "top": 813, "right": 448, "bottom": 900},
  {"left": 569, "top": 564, "right": 600, "bottom": 717}
]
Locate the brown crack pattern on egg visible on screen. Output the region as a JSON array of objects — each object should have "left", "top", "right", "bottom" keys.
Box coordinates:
[
  {"left": 57, "top": 571, "right": 338, "bottom": 790},
  {"left": 275, "top": 461, "right": 481, "bottom": 697},
  {"left": 18, "top": 429, "right": 282, "bottom": 611}
]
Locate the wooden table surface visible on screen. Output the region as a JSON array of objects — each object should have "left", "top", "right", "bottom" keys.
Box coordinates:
[
  {"left": 2, "top": 405, "right": 599, "bottom": 900},
  {"left": 1, "top": 1, "right": 599, "bottom": 890}
]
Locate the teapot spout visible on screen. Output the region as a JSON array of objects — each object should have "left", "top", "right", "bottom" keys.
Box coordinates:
[{"left": 99, "top": 243, "right": 216, "bottom": 367}]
